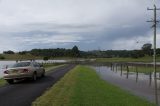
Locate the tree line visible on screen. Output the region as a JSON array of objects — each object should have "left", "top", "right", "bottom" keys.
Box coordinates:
[{"left": 2, "top": 44, "right": 160, "bottom": 59}]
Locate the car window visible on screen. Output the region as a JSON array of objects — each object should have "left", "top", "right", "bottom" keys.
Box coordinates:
[
  {"left": 32, "top": 62, "right": 37, "bottom": 67},
  {"left": 10, "top": 62, "right": 31, "bottom": 68},
  {"left": 35, "top": 63, "right": 40, "bottom": 67},
  {"left": 33, "top": 62, "right": 40, "bottom": 67},
  {"left": 37, "top": 63, "right": 41, "bottom": 67}
]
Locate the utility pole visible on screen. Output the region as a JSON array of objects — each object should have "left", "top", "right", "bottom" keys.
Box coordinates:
[{"left": 147, "top": 4, "right": 160, "bottom": 105}]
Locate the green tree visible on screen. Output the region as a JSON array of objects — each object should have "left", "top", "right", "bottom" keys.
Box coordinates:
[
  {"left": 0, "top": 55, "right": 5, "bottom": 60},
  {"left": 72, "top": 45, "right": 80, "bottom": 57},
  {"left": 43, "top": 56, "right": 49, "bottom": 61},
  {"left": 3, "top": 50, "right": 15, "bottom": 54},
  {"left": 131, "top": 50, "right": 144, "bottom": 58},
  {"left": 18, "top": 51, "right": 28, "bottom": 55},
  {"left": 142, "top": 43, "right": 152, "bottom": 56}
]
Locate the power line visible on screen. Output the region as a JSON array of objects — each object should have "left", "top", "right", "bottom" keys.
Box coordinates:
[{"left": 147, "top": 4, "right": 160, "bottom": 105}]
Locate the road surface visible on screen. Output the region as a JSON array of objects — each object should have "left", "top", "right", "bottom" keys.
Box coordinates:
[{"left": 0, "top": 64, "right": 75, "bottom": 106}]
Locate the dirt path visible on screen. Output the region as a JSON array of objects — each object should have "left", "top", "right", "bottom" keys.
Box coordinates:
[{"left": 0, "top": 64, "right": 75, "bottom": 106}]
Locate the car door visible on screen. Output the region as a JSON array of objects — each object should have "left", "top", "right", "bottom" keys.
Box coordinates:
[
  {"left": 32, "top": 62, "right": 39, "bottom": 77},
  {"left": 34, "top": 62, "right": 43, "bottom": 77}
]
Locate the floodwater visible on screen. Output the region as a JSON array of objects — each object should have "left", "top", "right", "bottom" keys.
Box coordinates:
[
  {"left": 92, "top": 66, "right": 160, "bottom": 104},
  {"left": 0, "top": 61, "right": 16, "bottom": 78}
]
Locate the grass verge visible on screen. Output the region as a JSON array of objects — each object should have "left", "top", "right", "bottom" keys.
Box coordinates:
[
  {"left": 32, "top": 65, "right": 155, "bottom": 106},
  {"left": 0, "top": 53, "right": 41, "bottom": 60},
  {"left": 95, "top": 56, "right": 154, "bottom": 62},
  {"left": 111, "top": 63, "right": 160, "bottom": 73},
  {"left": 118, "top": 65, "right": 158, "bottom": 73},
  {"left": 0, "top": 78, "right": 6, "bottom": 86},
  {"left": 44, "top": 64, "right": 66, "bottom": 72}
]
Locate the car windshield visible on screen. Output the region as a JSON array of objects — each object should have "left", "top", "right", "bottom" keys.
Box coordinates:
[{"left": 9, "top": 62, "right": 31, "bottom": 68}]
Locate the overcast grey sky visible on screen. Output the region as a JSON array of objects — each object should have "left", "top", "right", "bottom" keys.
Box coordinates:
[{"left": 0, "top": 0, "right": 160, "bottom": 52}]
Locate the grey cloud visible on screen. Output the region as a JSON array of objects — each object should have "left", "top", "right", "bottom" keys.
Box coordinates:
[{"left": 0, "top": 0, "right": 159, "bottom": 52}]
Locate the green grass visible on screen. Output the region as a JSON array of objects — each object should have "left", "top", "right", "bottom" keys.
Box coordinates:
[
  {"left": 95, "top": 56, "right": 156, "bottom": 62},
  {"left": 44, "top": 64, "right": 66, "bottom": 72},
  {"left": 118, "top": 65, "right": 157, "bottom": 73},
  {"left": 32, "top": 65, "right": 155, "bottom": 106},
  {"left": 0, "top": 78, "right": 6, "bottom": 86},
  {"left": 0, "top": 53, "right": 85, "bottom": 61},
  {"left": 0, "top": 53, "right": 41, "bottom": 60},
  {"left": 114, "top": 64, "right": 160, "bottom": 73},
  {"left": 96, "top": 57, "right": 160, "bottom": 73},
  {"left": 43, "top": 63, "right": 65, "bottom": 68}
]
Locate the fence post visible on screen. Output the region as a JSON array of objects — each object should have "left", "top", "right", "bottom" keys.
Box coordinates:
[
  {"left": 136, "top": 66, "right": 138, "bottom": 83},
  {"left": 126, "top": 65, "right": 129, "bottom": 79},
  {"left": 149, "top": 71, "right": 152, "bottom": 86},
  {"left": 116, "top": 63, "right": 117, "bottom": 72},
  {"left": 111, "top": 63, "right": 112, "bottom": 70},
  {"left": 113, "top": 64, "right": 114, "bottom": 71},
  {"left": 121, "top": 64, "right": 123, "bottom": 76}
]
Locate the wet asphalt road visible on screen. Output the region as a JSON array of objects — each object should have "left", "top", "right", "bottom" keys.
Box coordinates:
[{"left": 0, "top": 64, "right": 75, "bottom": 106}]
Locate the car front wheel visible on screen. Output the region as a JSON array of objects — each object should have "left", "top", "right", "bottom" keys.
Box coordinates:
[
  {"left": 6, "top": 79, "right": 14, "bottom": 84},
  {"left": 41, "top": 70, "right": 45, "bottom": 77},
  {"left": 32, "top": 73, "right": 37, "bottom": 81}
]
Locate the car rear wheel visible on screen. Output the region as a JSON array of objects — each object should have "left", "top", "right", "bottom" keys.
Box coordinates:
[
  {"left": 41, "top": 70, "right": 45, "bottom": 77},
  {"left": 32, "top": 72, "right": 37, "bottom": 81},
  {"left": 6, "top": 79, "right": 14, "bottom": 84}
]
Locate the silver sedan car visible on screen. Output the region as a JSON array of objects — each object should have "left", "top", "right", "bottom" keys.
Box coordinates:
[{"left": 3, "top": 61, "right": 45, "bottom": 84}]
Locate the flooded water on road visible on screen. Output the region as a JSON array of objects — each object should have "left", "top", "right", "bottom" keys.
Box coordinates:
[
  {"left": 0, "top": 61, "right": 16, "bottom": 78},
  {"left": 92, "top": 66, "right": 160, "bottom": 104}
]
